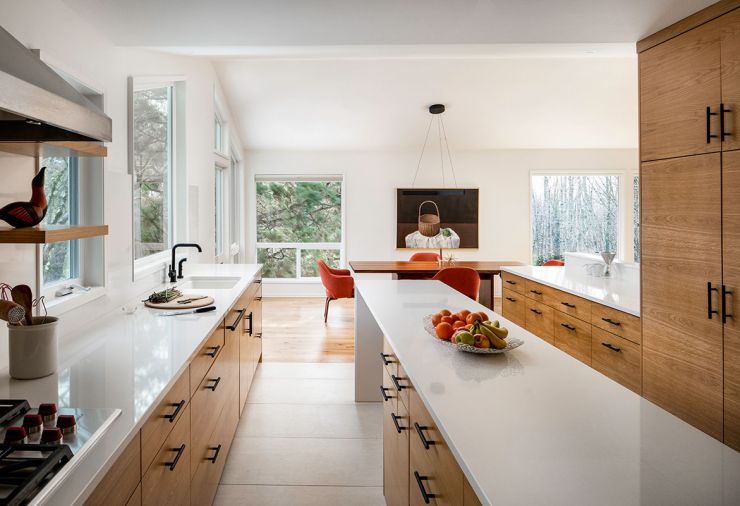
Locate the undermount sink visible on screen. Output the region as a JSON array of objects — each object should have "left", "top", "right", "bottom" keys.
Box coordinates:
[{"left": 179, "top": 276, "right": 240, "bottom": 290}]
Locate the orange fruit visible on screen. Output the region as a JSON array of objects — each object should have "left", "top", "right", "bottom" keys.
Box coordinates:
[
  {"left": 449, "top": 314, "right": 459, "bottom": 323},
  {"left": 452, "top": 320, "right": 466, "bottom": 329},
  {"left": 441, "top": 316, "right": 454, "bottom": 324},
  {"left": 478, "top": 311, "right": 489, "bottom": 322},
  {"left": 435, "top": 322, "right": 454, "bottom": 340},
  {"left": 466, "top": 312, "right": 482, "bottom": 324},
  {"left": 431, "top": 313, "right": 443, "bottom": 326},
  {"left": 458, "top": 309, "right": 471, "bottom": 321},
  {"left": 440, "top": 309, "right": 452, "bottom": 317}
]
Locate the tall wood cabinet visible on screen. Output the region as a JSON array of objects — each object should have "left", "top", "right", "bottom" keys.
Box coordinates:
[{"left": 639, "top": 1, "right": 740, "bottom": 450}]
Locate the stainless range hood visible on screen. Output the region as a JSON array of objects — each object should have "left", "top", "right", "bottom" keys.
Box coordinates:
[{"left": 0, "top": 25, "right": 112, "bottom": 143}]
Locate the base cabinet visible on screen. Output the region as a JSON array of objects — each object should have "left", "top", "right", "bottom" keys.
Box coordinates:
[
  {"left": 142, "top": 404, "right": 191, "bottom": 506},
  {"left": 383, "top": 381, "right": 409, "bottom": 506}
]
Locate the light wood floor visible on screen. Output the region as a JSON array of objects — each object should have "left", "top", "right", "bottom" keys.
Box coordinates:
[{"left": 262, "top": 296, "right": 502, "bottom": 363}]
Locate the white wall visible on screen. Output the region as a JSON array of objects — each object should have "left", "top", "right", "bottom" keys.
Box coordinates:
[
  {"left": 0, "top": 0, "right": 242, "bottom": 369},
  {"left": 246, "top": 148, "right": 638, "bottom": 296}
]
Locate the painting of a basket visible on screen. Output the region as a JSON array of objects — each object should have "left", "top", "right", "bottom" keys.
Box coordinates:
[{"left": 418, "top": 200, "right": 441, "bottom": 237}]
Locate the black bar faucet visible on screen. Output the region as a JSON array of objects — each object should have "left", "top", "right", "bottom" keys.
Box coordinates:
[{"left": 169, "top": 243, "right": 202, "bottom": 282}]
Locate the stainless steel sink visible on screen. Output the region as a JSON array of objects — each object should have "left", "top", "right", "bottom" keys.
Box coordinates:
[{"left": 179, "top": 276, "right": 240, "bottom": 290}]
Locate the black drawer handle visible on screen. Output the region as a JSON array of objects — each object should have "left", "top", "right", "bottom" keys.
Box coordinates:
[
  {"left": 379, "top": 385, "right": 391, "bottom": 402},
  {"left": 247, "top": 311, "right": 254, "bottom": 336},
  {"left": 505, "top": 280, "right": 517, "bottom": 285},
  {"left": 164, "top": 400, "right": 185, "bottom": 423},
  {"left": 530, "top": 290, "right": 543, "bottom": 296},
  {"left": 601, "top": 317, "right": 621, "bottom": 327},
  {"left": 721, "top": 103, "right": 732, "bottom": 141},
  {"left": 602, "top": 342, "right": 621, "bottom": 353},
  {"left": 206, "top": 377, "right": 222, "bottom": 391},
  {"left": 391, "top": 374, "right": 407, "bottom": 391},
  {"left": 227, "top": 308, "right": 246, "bottom": 331},
  {"left": 256, "top": 296, "right": 262, "bottom": 301},
  {"left": 380, "top": 352, "right": 392, "bottom": 366},
  {"left": 205, "top": 345, "right": 221, "bottom": 358},
  {"left": 414, "top": 471, "right": 435, "bottom": 504},
  {"left": 255, "top": 279, "right": 262, "bottom": 284},
  {"left": 391, "top": 413, "right": 405, "bottom": 433},
  {"left": 207, "top": 444, "right": 222, "bottom": 463},
  {"left": 530, "top": 308, "right": 542, "bottom": 315},
  {"left": 560, "top": 323, "right": 576, "bottom": 331},
  {"left": 561, "top": 302, "right": 576, "bottom": 308},
  {"left": 722, "top": 285, "right": 733, "bottom": 324},
  {"left": 505, "top": 297, "right": 516, "bottom": 302},
  {"left": 166, "top": 444, "right": 186, "bottom": 471},
  {"left": 414, "top": 422, "right": 436, "bottom": 450},
  {"left": 255, "top": 332, "right": 262, "bottom": 339}
]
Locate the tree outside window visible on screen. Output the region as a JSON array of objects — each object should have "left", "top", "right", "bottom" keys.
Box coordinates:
[{"left": 42, "top": 156, "right": 78, "bottom": 285}]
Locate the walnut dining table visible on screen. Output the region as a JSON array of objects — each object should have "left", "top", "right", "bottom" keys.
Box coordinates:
[{"left": 348, "top": 261, "right": 524, "bottom": 310}]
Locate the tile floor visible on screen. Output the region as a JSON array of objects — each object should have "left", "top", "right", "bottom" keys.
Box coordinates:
[{"left": 215, "top": 362, "right": 385, "bottom": 506}]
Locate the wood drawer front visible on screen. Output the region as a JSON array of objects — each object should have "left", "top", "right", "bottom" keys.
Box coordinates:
[
  {"left": 85, "top": 432, "right": 141, "bottom": 506},
  {"left": 190, "top": 327, "right": 225, "bottom": 396},
  {"left": 382, "top": 366, "right": 399, "bottom": 412},
  {"left": 125, "top": 484, "right": 141, "bottom": 506},
  {"left": 502, "top": 289, "right": 526, "bottom": 327},
  {"left": 591, "top": 304, "right": 641, "bottom": 345},
  {"left": 553, "top": 312, "right": 592, "bottom": 366},
  {"left": 501, "top": 272, "right": 526, "bottom": 295},
  {"left": 525, "top": 299, "right": 554, "bottom": 343},
  {"left": 142, "top": 404, "right": 190, "bottom": 506},
  {"left": 396, "top": 362, "right": 412, "bottom": 410},
  {"left": 525, "top": 279, "right": 547, "bottom": 303},
  {"left": 591, "top": 327, "right": 642, "bottom": 394},
  {"left": 463, "top": 477, "right": 482, "bottom": 506},
  {"left": 141, "top": 368, "right": 190, "bottom": 475},
  {"left": 544, "top": 288, "right": 592, "bottom": 322},
  {"left": 383, "top": 387, "right": 409, "bottom": 506},
  {"left": 382, "top": 336, "right": 398, "bottom": 378}
]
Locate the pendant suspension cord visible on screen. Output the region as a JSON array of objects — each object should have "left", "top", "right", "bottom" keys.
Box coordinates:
[
  {"left": 438, "top": 116, "right": 445, "bottom": 187},
  {"left": 440, "top": 116, "right": 458, "bottom": 188},
  {"left": 411, "top": 116, "right": 435, "bottom": 188}
]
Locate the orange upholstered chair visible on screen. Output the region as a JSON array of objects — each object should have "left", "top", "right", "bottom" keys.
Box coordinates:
[
  {"left": 432, "top": 267, "right": 481, "bottom": 301},
  {"left": 317, "top": 260, "right": 355, "bottom": 323},
  {"left": 543, "top": 259, "right": 565, "bottom": 266},
  {"left": 409, "top": 252, "right": 440, "bottom": 262}
]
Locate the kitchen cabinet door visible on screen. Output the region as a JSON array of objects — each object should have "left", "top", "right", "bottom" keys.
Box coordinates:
[
  {"left": 721, "top": 9, "right": 740, "bottom": 152},
  {"left": 383, "top": 385, "right": 409, "bottom": 506},
  {"left": 640, "top": 21, "right": 721, "bottom": 162},
  {"left": 502, "top": 288, "right": 526, "bottom": 327},
  {"left": 641, "top": 153, "right": 724, "bottom": 439},
  {"left": 142, "top": 404, "right": 190, "bottom": 506},
  {"left": 553, "top": 312, "right": 592, "bottom": 366},
  {"left": 250, "top": 295, "right": 263, "bottom": 375},
  {"left": 84, "top": 432, "right": 141, "bottom": 506},
  {"left": 723, "top": 150, "right": 740, "bottom": 450}
]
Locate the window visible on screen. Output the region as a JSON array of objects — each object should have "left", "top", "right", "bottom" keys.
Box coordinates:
[
  {"left": 633, "top": 175, "right": 640, "bottom": 262},
  {"left": 229, "top": 153, "right": 242, "bottom": 262},
  {"left": 256, "top": 177, "right": 343, "bottom": 279},
  {"left": 215, "top": 115, "right": 223, "bottom": 153},
  {"left": 531, "top": 174, "right": 621, "bottom": 265},
  {"left": 42, "top": 157, "right": 79, "bottom": 285},
  {"left": 132, "top": 84, "right": 174, "bottom": 261},
  {"left": 215, "top": 166, "right": 226, "bottom": 261}
]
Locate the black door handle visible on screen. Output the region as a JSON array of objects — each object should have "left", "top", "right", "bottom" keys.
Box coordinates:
[
  {"left": 530, "top": 309, "right": 542, "bottom": 315},
  {"left": 227, "top": 308, "right": 246, "bottom": 331},
  {"left": 505, "top": 297, "right": 516, "bottom": 302},
  {"left": 414, "top": 471, "right": 435, "bottom": 504},
  {"left": 379, "top": 386, "right": 391, "bottom": 402},
  {"left": 247, "top": 311, "right": 254, "bottom": 336},
  {"left": 561, "top": 302, "right": 576, "bottom": 308},
  {"left": 391, "top": 374, "right": 407, "bottom": 391},
  {"left": 722, "top": 285, "right": 733, "bottom": 324},
  {"left": 164, "top": 400, "right": 185, "bottom": 423},
  {"left": 206, "top": 377, "right": 221, "bottom": 391},
  {"left": 391, "top": 413, "right": 406, "bottom": 433},
  {"left": 707, "top": 106, "right": 719, "bottom": 143},
  {"left": 708, "top": 282, "right": 720, "bottom": 320},
  {"left": 166, "top": 444, "right": 186, "bottom": 471},
  {"left": 601, "top": 317, "right": 621, "bottom": 327},
  {"left": 602, "top": 342, "right": 621, "bottom": 353},
  {"left": 561, "top": 323, "right": 576, "bottom": 331},
  {"left": 530, "top": 290, "right": 543, "bottom": 296},
  {"left": 207, "top": 444, "right": 222, "bottom": 463},
  {"left": 380, "top": 352, "right": 392, "bottom": 366},
  {"left": 205, "top": 345, "right": 221, "bottom": 358},
  {"left": 721, "top": 103, "right": 732, "bottom": 141},
  {"left": 414, "top": 422, "right": 436, "bottom": 450}
]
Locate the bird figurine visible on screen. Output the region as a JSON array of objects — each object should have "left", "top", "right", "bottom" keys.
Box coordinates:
[{"left": 0, "top": 167, "right": 47, "bottom": 228}]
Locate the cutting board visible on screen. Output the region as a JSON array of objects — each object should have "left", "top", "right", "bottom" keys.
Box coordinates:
[{"left": 144, "top": 295, "right": 214, "bottom": 310}]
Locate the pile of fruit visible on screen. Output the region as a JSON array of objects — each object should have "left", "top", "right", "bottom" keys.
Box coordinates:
[{"left": 431, "top": 309, "right": 510, "bottom": 350}]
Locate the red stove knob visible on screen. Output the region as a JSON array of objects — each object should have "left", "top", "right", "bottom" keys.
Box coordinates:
[
  {"left": 40, "top": 428, "right": 63, "bottom": 444},
  {"left": 4, "top": 426, "right": 28, "bottom": 444},
  {"left": 56, "top": 414, "right": 76, "bottom": 434},
  {"left": 38, "top": 403, "right": 58, "bottom": 422},
  {"left": 22, "top": 414, "right": 43, "bottom": 434}
]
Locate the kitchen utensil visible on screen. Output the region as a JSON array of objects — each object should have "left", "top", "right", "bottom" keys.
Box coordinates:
[
  {"left": 600, "top": 251, "right": 616, "bottom": 277},
  {"left": 0, "top": 300, "right": 25, "bottom": 325},
  {"left": 145, "top": 294, "right": 214, "bottom": 310},
  {"left": 177, "top": 295, "right": 208, "bottom": 304},
  {"left": 10, "top": 285, "right": 33, "bottom": 325},
  {"left": 8, "top": 316, "right": 58, "bottom": 379},
  {"left": 159, "top": 306, "right": 216, "bottom": 317}
]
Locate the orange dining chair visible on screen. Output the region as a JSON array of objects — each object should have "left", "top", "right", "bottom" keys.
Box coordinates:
[
  {"left": 543, "top": 259, "right": 565, "bottom": 266},
  {"left": 409, "top": 252, "right": 440, "bottom": 262},
  {"left": 432, "top": 267, "right": 481, "bottom": 301},
  {"left": 317, "top": 260, "right": 355, "bottom": 323}
]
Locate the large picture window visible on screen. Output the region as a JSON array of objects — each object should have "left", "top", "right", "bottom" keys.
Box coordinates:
[
  {"left": 256, "top": 177, "right": 343, "bottom": 279},
  {"left": 42, "top": 157, "right": 79, "bottom": 285},
  {"left": 132, "top": 84, "right": 174, "bottom": 261}
]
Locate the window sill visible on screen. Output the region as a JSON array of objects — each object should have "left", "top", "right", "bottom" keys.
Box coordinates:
[
  {"left": 46, "top": 286, "right": 106, "bottom": 317},
  {"left": 263, "top": 278, "right": 321, "bottom": 284}
]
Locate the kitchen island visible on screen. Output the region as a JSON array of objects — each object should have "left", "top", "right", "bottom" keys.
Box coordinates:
[
  {"left": 0, "top": 264, "right": 262, "bottom": 505},
  {"left": 355, "top": 279, "right": 740, "bottom": 506}
]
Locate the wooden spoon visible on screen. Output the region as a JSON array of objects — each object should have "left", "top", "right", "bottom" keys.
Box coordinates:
[
  {"left": 0, "top": 300, "right": 25, "bottom": 325},
  {"left": 11, "top": 285, "right": 33, "bottom": 325}
]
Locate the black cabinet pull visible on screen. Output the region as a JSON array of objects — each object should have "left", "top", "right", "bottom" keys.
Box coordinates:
[
  {"left": 721, "top": 103, "right": 732, "bottom": 141},
  {"left": 602, "top": 342, "right": 621, "bottom": 353},
  {"left": 530, "top": 289, "right": 543, "bottom": 296},
  {"left": 708, "top": 282, "right": 720, "bottom": 320},
  {"left": 247, "top": 311, "right": 254, "bottom": 336},
  {"left": 256, "top": 296, "right": 263, "bottom": 301},
  {"left": 707, "top": 106, "right": 719, "bottom": 143},
  {"left": 255, "top": 332, "right": 262, "bottom": 339},
  {"left": 164, "top": 400, "right": 185, "bottom": 423},
  {"left": 165, "top": 444, "right": 186, "bottom": 471},
  {"left": 414, "top": 422, "right": 435, "bottom": 450},
  {"left": 391, "top": 374, "right": 407, "bottom": 391},
  {"left": 391, "top": 413, "right": 405, "bottom": 433},
  {"left": 722, "top": 285, "right": 733, "bottom": 324},
  {"left": 561, "top": 323, "right": 576, "bottom": 331},
  {"left": 505, "top": 280, "right": 517, "bottom": 285},
  {"left": 206, "top": 377, "right": 221, "bottom": 391},
  {"left": 255, "top": 279, "right": 262, "bottom": 284},
  {"left": 414, "top": 471, "right": 435, "bottom": 504},
  {"left": 530, "top": 309, "right": 542, "bottom": 315},
  {"left": 226, "top": 308, "right": 246, "bottom": 331},
  {"left": 379, "top": 385, "right": 391, "bottom": 402},
  {"left": 207, "top": 444, "right": 222, "bottom": 463},
  {"left": 380, "top": 352, "right": 392, "bottom": 366},
  {"left": 505, "top": 297, "right": 516, "bottom": 302},
  {"left": 561, "top": 302, "right": 576, "bottom": 308},
  {"left": 601, "top": 317, "right": 621, "bottom": 327},
  {"left": 205, "top": 345, "right": 221, "bottom": 358}
]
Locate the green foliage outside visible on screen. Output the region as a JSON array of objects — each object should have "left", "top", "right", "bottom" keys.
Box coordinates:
[{"left": 42, "top": 156, "right": 76, "bottom": 284}]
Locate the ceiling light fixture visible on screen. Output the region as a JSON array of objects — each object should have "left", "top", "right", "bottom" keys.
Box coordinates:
[{"left": 411, "top": 104, "right": 458, "bottom": 188}]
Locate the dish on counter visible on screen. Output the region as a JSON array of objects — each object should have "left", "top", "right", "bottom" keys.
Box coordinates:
[{"left": 423, "top": 309, "right": 524, "bottom": 354}]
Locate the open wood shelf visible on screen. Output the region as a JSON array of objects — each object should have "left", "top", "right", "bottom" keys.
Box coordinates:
[
  {"left": 0, "top": 224, "right": 108, "bottom": 244},
  {"left": 0, "top": 141, "right": 107, "bottom": 158}
]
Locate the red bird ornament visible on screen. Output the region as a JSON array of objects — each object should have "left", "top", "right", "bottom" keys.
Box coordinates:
[{"left": 0, "top": 167, "right": 48, "bottom": 228}]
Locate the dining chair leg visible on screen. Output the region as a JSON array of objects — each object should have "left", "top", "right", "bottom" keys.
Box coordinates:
[{"left": 324, "top": 297, "right": 333, "bottom": 323}]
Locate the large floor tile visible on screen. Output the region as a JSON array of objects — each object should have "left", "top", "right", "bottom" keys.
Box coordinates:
[
  {"left": 221, "top": 437, "right": 382, "bottom": 486},
  {"left": 236, "top": 402, "right": 382, "bottom": 439},
  {"left": 256, "top": 362, "right": 354, "bottom": 380},
  {"left": 214, "top": 484, "right": 385, "bottom": 506},
  {"left": 247, "top": 377, "right": 355, "bottom": 404}
]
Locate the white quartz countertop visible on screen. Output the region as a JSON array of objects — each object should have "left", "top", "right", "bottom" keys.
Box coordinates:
[
  {"left": 356, "top": 279, "right": 740, "bottom": 506},
  {"left": 0, "top": 264, "right": 262, "bottom": 505},
  {"left": 501, "top": 265, "right": 641, "bottom": 316}
]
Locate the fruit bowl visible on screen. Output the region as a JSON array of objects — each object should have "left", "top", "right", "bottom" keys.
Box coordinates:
[{"left": 422, "top": 314, "right": 524, "bottom": 354}]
